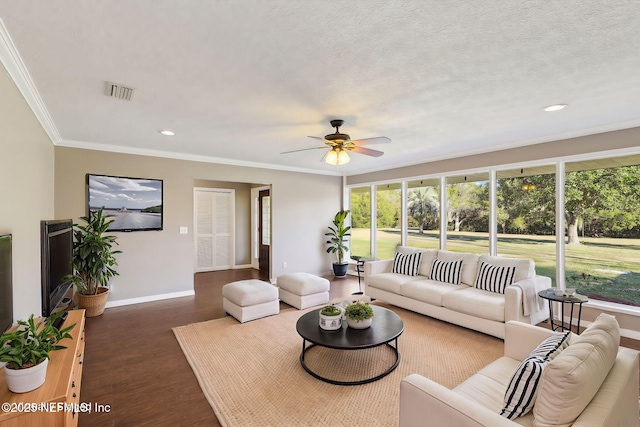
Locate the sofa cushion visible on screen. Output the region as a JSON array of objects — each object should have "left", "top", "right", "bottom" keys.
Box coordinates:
[
  {"left": 392, "top": 251, "right": 423, "bottom": 276},
  {"left": 367, "top": 272, "right": 422, "bottom": 294},
  {"left": 436, "top": 251, "right": 480, "bottom": 285},
  {"left": 454, "top": 356, "right": 521, "bottom": 412},
  {"left": 395, "top": 245, "right": 418, "bottom": 255},
  {"left": 416, "top": 249, "right": 438, "bottom": 277},
  {"left": 474, "top": 261, "right": 516, "bottom": 294},
  {"left": 400, "top": 279, "right": 466, "bottom": 306},
  {"left": 533, "top": 313, "right": 620, "bottom": 427},
  {"left": 478, "top": 255, "right": 534, "bottom": 282},
  {"left": 500, "top": 355, "right": 547, "bottom": 419},
  {"left": 442, "top": 287, "right": 505, "bottom": 322},
  {"left": 529, "top": 331, "right": 570, "bottom": 361},
  {"left": 430, "top": 259, "right": 463, "bottom": 284}
]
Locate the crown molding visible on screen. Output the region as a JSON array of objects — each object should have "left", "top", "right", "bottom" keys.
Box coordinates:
[
  {"left": 57, "top": 139, "right": 343, "bottom": 176},
  {"left": 0, "top": 18, "right": 61, "bottom": 143}
]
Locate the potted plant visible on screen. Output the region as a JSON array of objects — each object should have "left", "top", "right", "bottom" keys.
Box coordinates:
[
  {"left": 344, "top": 302, "right": 374, "bottom": 329},
  {"left": 65, "top": 207, "right": 121, "bottom": 317},
  {"left": 325, "top": 209, "right": 351, "bottom": 278},
  {"left": 0, "top": 312, "right": 75, "bottom": 393},
  {"left": 318, "top": 305, "right": 344, "bottom": 331}
]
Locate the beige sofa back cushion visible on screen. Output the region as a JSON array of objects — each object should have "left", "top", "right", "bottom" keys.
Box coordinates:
[
  {"left": 478, "top": 255, "right": 534, "bottom": 282},
  {"left": 417, "top": 249, "right": 438, "bottom": 277},
  {"left": 533, "top": 313, "right": 620, "bottom": 427},
  {"left": 436, "top": 251, "right": 479, "bottom": 286}
]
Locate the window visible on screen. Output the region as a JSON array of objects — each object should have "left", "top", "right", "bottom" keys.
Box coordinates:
[
  {"left": 376, "top": 183, "right": 402, "bottom": 260},
  {"left": 564, "top": 155, "right": 640, "bottom": 307},
  {"left": 445, "top": 173, "right": 489, "bottom": 254},
  {"left": 349, "top": 186, "right": 371, "bottom": 258},
  {"left": 497, "top": 166, "right": 556, "bottom": 284},
  {"left": 407, "top": 179, "right": 440, "bottom": 250}
]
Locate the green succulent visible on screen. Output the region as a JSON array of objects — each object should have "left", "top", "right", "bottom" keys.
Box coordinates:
[
  {"left": 320, "top": 305, "right": 342, "bottom": 316},
  {"left": 344, "top": 302, "right": 374, "bottom": 321}
]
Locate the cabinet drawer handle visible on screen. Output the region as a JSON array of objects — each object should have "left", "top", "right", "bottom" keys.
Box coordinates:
[
  {"left": 73, "top": 392, "right": 77, "bottom": 398},
  {"left": 72, "top": 381, "right": 75, "bottom": 388}
]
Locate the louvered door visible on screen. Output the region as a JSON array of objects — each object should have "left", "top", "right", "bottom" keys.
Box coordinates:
[{"left": 194, "top": 188, "right": 235, "bottom": 272}]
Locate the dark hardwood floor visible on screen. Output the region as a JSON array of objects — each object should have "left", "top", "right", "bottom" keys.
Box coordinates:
[
  {"left": 79, "top": 269, "right": 639, "bottom": 426},
  {"left": 78, "top": 269, "right": 362, "bottom": 426}
]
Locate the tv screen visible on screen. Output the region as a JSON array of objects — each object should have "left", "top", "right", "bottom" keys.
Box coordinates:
[
  {"left": 41, "top": 220, "right": 73, "bottom": 317},
  {"left": 0, "top": 234, "right": 12, "bottom": 334},
  {"left": 87, "top": 174, "right": 163, "bottom": 232}
]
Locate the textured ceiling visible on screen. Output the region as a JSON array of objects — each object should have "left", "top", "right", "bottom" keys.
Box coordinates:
[{"left": 1, "top": 1, "right": 640, "bottom": 175}]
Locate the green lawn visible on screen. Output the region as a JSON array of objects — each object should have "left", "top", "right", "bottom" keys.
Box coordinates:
[{"left": 350, "top": 228, "right": 640, "bottom": 307}]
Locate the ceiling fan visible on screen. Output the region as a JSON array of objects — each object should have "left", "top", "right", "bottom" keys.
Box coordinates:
[{"left": 281, "top": 119, "right": 391, "bottom": 165}]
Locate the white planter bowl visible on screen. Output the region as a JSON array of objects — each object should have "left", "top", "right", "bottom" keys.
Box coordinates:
[
  {"left": 4, "top": 358, "right": 49, "bottom": 393},
  {"left": 346, "top": 317, "right": 372, "bottom": 329},
  {"left": 319, "top": 313, "right": 343, "bottom": 331}
]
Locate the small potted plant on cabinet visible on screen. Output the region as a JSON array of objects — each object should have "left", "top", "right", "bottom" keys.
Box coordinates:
[
  {"left": 0, "top": 312, "right": 75, "bottom": 393},
  {"left": 318, "top": 305, "right": 344, "bottom": 331},
  {"left": 325, "top": 209, "right": 351, "bottom": 278},
  {"left": 344, "top": 302, "right": 374, "bottom": 329},
  {"left": 65, "top": 207, "right": 121, "bottom": 317}
]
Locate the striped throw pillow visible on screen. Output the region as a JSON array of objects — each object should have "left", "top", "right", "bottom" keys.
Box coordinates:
[
  {"left": 392, "top": 251, "right": 422, "bottom": 276},
  {"left": 500, "top": 355, "right": 547, "bottom": 419},
  {"left": 429, "top": 259, "right": 462, "bottom": 285},
  {"left": 530, "top": 332, "right": 570, "bottom": 361},
  {"left": 475, "top": 261, "right": 516, "bottom": 293}
]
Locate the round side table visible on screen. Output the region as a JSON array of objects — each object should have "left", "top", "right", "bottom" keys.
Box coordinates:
[{"left": 538, "top": 289, "right": 589, "bottom": 334}]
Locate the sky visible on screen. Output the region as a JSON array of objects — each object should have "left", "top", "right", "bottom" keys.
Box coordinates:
[{"left": 88, "top": 175, "right": 162, "bottom": 210}]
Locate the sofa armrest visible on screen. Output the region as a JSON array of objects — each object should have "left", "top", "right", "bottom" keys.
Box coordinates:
[
  {"left": 400, "top": 374, "right": 517, "bottom": 427},
  {"left": 504, "top": 321, "right": 557, "bottom": 360},
  {"left": 364, "top": 259, "right": 392, "bottom": 279},
  {"left": 505, "top": 275, "right": 551, "bottom": 323}
]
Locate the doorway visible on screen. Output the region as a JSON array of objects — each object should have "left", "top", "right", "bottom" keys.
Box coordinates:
[{"left": 251, "top": 186, "right": 271, "bottom": 276}]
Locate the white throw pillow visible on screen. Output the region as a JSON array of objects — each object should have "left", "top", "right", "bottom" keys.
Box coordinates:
[
  {"left": 429, "top": 259, "right": 462, "bottom": 285},
  {"left": 474, "top": 261, "right": 516, "bottom": 294},
  {"left": 500, "top": 355, "right": 547, "bottom": 419},
  {"left": 392, "top": 251, "right": 422, "bottom": 276},
  {"left": 436, "top": 251, "right": 479, "bottom": 285}
]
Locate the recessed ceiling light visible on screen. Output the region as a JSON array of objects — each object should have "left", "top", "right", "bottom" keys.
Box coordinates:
[
  {"left": 159, "top": 130, "right": 175, "bottom": 136},
  {"left": 543, "top": 104, "right": 567, "bottom": 112}
]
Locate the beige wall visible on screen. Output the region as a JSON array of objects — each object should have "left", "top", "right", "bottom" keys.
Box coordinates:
[
  {"left": 55, "top": 147, "right": 342, "bottom": 304},
  {"left": 0, "top": 64, "right": 55, "bottom": 320},
  {"left": 348, "top": 126, "right": 640, "bottom": 185}
]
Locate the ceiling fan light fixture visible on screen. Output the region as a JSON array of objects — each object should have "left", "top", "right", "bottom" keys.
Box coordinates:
[
  {"left": 337, "top": 148, "right": 350, "bottom": 165},
  {"left": 325, "top": 148, "right": 339, "bottom": 165},
  {"left": 543, "top": 104, "right": 567, "bottom": 112}
]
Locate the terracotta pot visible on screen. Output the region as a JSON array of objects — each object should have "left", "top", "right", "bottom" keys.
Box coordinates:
[
  {"left": 4, "top": 358, "right": 48, "bottom": 393},
  {"left": 77, "top": 286, "right": 109, "bottom": 317}
]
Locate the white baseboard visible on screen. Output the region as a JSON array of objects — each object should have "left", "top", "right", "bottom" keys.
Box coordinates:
[
  {"left": 105, "top": 290, "right": 195, "bottom": 308},
  {"left": 233, "top": 264, "right": 253, "bottom": 269}
]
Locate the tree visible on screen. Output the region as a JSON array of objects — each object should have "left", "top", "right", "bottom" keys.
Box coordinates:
[
  {"left": 446, "top": 182, "right": 485, "bottom": 231},
  {"left": 408, "top": 187, "right": 439, "bottom": 234},
  {"left": 350, "top": 192, "right": 370, "bottom": 228}
]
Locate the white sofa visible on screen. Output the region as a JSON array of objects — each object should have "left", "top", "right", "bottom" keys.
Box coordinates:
[
  {"left": 364, "top": 247, "right": 550, "bottom": 338},
  {"left": 400, "top": 316, "right": 640, "bottom": 427}
]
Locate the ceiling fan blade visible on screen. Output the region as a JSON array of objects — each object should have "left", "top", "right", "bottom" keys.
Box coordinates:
[
  {"left": 351, "top": 146, "right": 384, "bottom": 157},
  {"left": 281, "top": 146, "right": 326, "bottom": 154},
  {"left": 308, "top": 136, "right": 327, "bottom": 141},
  {"left": 351, "top": 136, "right": 391, "bottom": 146}
]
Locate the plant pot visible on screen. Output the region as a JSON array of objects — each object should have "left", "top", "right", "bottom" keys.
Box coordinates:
[
  {"left": 346, "top": 317, "right": 372, "bottom": 329},
  {"left": 332, "top": 263, "right": 349, "bottom": 278},
  {"left": 319, "top": 306, "right": 344, "bottom": 331},
  {"left": 4, "top": 358, "right": 48, "bottom": 393},
  {"left": 77, "top": 286, "right": 109, "bottom": 317}
]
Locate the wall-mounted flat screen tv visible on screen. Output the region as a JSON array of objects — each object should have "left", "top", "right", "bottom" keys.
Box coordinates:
[{"left": 87, "top": 174, "right": 163, "bottom": 232}]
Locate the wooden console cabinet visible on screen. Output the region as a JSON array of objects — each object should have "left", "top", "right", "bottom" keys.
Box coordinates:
[{"left": 0, "top": 310, "right": 86, "bottom": 427}]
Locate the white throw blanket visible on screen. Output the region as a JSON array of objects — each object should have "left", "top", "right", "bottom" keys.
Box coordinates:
[{"left": 511, "top": 279, "right": 548, "bottom": 325}]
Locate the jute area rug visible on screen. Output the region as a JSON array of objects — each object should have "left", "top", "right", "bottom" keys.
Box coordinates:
[{"left": 173, "top": 303, "right": 502, "bottom": 427}]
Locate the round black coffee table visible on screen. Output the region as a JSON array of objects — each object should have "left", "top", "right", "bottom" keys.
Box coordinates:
[{"left": 295, "top": 305, "right": 404, "bottom": 385}]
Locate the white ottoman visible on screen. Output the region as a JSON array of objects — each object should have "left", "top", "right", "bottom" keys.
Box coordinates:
[
  {"left": 277, "top": 272, "right": 330, "bottom": 309},
  {"left": 222, "top": 279, "right": 280, "bottom": 323}
]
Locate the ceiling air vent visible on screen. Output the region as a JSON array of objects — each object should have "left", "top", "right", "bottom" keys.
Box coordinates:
[{"left": 106, "top": 81, "right": 135, "bottom": 101}]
